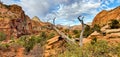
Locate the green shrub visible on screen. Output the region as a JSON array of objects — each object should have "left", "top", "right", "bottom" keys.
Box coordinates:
[
  {"left": 83, "top": 25, "right": 93, "bottom": 38},
  {"left": 58, "top": 44, "right": 82, "bottom": 57},
  {"left": 75, "top": 34, "right": 80, "bottom": 38},
  {"left": 0, "top": 32, "right": 6, "bottom": 41},
  {"left": 83, "top": 24, "right": 101, "bottom": 38},
  {"left": 24, "top": 36, "right": 36, "bottom": 52},
  {"left": 92, "top": 24, "right": 101, "bottom": 32},
  {"left": 73, "top": 30, "right": 79, "bottom": 34},
  {"left": 40, "top": 32, "right": 47, "bottom": 38},
  {"left": 68, "top": 34, "right": 72, "bottom": 38},
  {"left": 72, "top": 30, "right": 81, "bottom": 38},
  {"left": 109, "top": 20, "right": 120, "bottom": 29},
  {"left": 91, "top": 37, "right": 97, "bottom": 45},
  {"left": 48, "top": 32, "right": 55, "bottom": 39},
  {"left": 17, "top": 35, "right": 44, "bottom": 52},
  {"left": 58, "top": 40, "right": 120, "bottom": 57},
  {"left": 64, "top": 29, "right": 69, "bottom": 33},
  {"left": 0, "top": 43, "right": 10, "bottom": 50}
]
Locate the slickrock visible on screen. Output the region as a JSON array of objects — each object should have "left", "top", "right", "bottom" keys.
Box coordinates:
[
  {"left": 44, "top": 36, "right": 65, "bottom": 57},
  {"left": 92, "top": 6, "right": 120, "bottom": 26}
]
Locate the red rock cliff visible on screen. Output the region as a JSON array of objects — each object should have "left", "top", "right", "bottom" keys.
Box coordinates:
[
  {"left": 92, "top": 6, "right": 120, "bottom": 26},
  {"left": 0, "top": 3, "right": 44, "bottom": 40}
]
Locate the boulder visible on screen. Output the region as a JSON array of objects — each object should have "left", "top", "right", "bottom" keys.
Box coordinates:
[
  {"left": 44, "top": 36, "right": 65, "bottom": 57},
  {"left": 105, "top": 29, "right": 120, "bottom": 34},
  {"left": 88, "top": 31, "right": 102, "bottom": 39}
]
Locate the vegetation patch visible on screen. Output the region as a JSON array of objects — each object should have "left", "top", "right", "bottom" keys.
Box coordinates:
[
  {"left": 0, "top": 32, "right": 6, "bottom": 41},
  {"left": 58, "top": 40, "right": 120, "bottom": 57},
  {"left": 109, "top": 20, "right": 120, "bottom": 29}
]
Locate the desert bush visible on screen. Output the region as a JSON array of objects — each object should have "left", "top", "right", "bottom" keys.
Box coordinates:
[
  {"left": 0, "top": 32, "right": 6, "bottom": 41},
  {"left": 40, "top": 32, "right": 47, "bottom": 38},
  {"left": 23, "top": 35, "right": 46, "bottom": 52},
  {"left": 48, "top": 32, "right": 55, "bottom": 39},
  {"left": 109, "top": 20, "right": 120, "bottom": 29},
  {"left": 58, "top": 44, "right": 83, "bottom": 57},
  {"left": 72, "top": 30, "right": 81, "bottom": 38},
  {"left": 73, "top": 30, "right": 79, "bottom": 34},
  {"left": 91, "top": 37, "right": 97, "bottom": 45},
  {"left": 88, "top": 40, "right": 109, "bottom": 57},
  {"left": 64, "top": 29, "right": 69, "bottom": 33},
  {"left": 75, "top": 34, "right": 80, "bottom": 38},
  {"left": 17, "top": 35, "right": 43, "bottom": 52},
  {"left": 58, "top": 40, "right": 120, "bottom": 57},
  {"left": 68, "top": 34, "right": 72, "bottom": 38},
  {"left": 83, "top": 24, "right": 101, "bottom": 38},
  {"left": 0, "top": 43, "right": 10, "bottom": 50},
  {"left": 83, "top": 25, "right": 93, "bottom": 38},
  {"left": 92, "top": 24, "right": 101, "bottom": 32},
  {"left": 108, "top": 43, "right": 120, "bottom": 57},
  {"left": 24, "top": 36, "right": 36, "bottom": 52}
]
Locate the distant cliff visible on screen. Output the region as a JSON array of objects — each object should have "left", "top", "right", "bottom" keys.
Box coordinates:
[{"left": 92, "top": 6, "right": 120, "bottom": 26}]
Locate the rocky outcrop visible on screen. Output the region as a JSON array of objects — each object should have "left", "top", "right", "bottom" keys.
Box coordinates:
[
  {"left": 32, "top": 16, "right": 42, "bottom": 22},
  {"left": 44, "top": 36, "right": 65, "bottom": 57},
  {"left": 30, "top": 16, "right": 46, "bottom": 34},
  {"left": 100, "top": 25, "right": 120, "bottom": 38},
  {"left": 0, "top": 3, "right": 29, "bottom": 39},
  {"left": 87, "top": 31, "right": 102, "bottom": 39},
  {"left": 0, "top": 45, "right": 24, "bottom": 57},
  {"left": 92, "top": 6, "right": 120, "bottom": 26},
  {"left": 0, "top": 3, "right": 45, "bottom": 40}
]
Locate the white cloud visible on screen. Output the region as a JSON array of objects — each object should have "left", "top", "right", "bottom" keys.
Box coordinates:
[
  {"left": 1, "top": 0, "right": 120, "bottom": 25},
  {"left": 19, "top": 0, "right": 52, "bottom": 18},
  {"left": 46, "top": 0, "right": 101, "bottom": 22}
]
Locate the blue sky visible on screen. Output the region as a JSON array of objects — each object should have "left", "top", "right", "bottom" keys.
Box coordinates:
[{"left": 1, "top": 0, "right": 120, "bottom": 26}]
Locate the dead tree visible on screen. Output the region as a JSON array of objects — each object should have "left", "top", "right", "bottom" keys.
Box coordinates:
[
  {"left": 51, "top": 17, "right": 76, "bottom": 45},
  {"left": 48, "top": 16, "right": 85, "bottom": 46},
  {"left": 78, "top": 16, "right": 86, "bottom": 47}
]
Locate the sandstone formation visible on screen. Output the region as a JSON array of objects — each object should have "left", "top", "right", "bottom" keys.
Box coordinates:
[
  {"left": 88, "top": 31, "right": 102, "bottom": 39},
  {"left": 44, "top": 36, "right": 65, "bottom": 57},
  {"left": 32, "top": 16, "right": 42, "bottom": 22},
  {"left": 92, "top": 6, "right": 120, "bottom": 26},
  {"left": 0, "top": 45, "right": 24, "bottom": 57},
  {"left": 87, "top": 24, "right": 120, "bottom": 45},
  {"left": 0, "top": 3, "right": 46, "bottom": 40}
]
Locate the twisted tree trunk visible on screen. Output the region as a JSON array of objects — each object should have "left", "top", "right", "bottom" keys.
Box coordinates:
[
  {"left": 78, "top": 16, "right": 86, "bottom": 47},
  {"left": 51, "top": 18, "right": 76, "bottom": 44},
  {"left": 48, "top": 16, "right": 85, "bottom": 46}
]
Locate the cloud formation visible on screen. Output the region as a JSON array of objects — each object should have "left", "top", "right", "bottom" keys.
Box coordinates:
[{"left": 2, "top": 0, "right": 120, "bottom": 25}]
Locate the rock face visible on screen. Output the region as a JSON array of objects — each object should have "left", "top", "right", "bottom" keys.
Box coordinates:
[
  {"left": 0, "top": 3, "right": 44, "bottom": 40},
  {"left": 44, "top": 36, "right": 65, "bottom": 57},
  {"left": 32, "top": 16, "right": 42, "bottom": 22},
  {"left": 0, "top": 45, "right": 25, "bottom": 57},
  {"left": 31, "top": 16, "right": 46, "bottom": 34},
  {"left": 92, "top": 6, "right": 120, "bottom": 26},
  {"left": 0, "top": 3, "right": 29, "bottom": 39}
]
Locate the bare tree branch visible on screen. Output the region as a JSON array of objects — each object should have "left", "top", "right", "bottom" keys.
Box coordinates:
[
  {"left": 51, "top": 17, "right": 76, "bottom": 45},
  {"left": 53, "top": 17, "right": 56, "bottom": 25},
  {"left": 78, "top": 15, "right": 86, "bottom": 47},
  {"left": 46, "top": 16, "right": 86, "bottom": 46}
]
